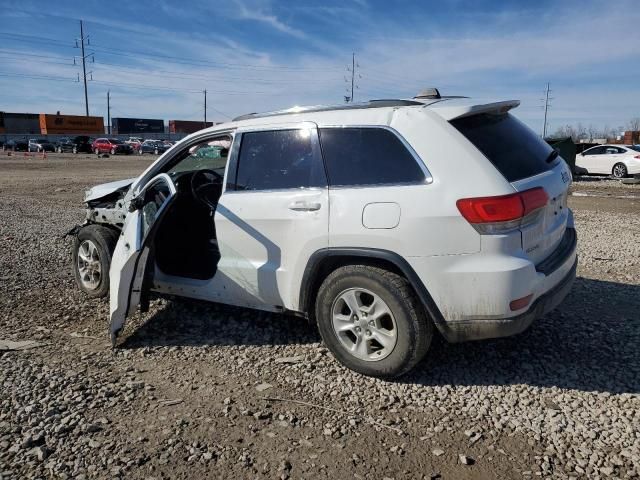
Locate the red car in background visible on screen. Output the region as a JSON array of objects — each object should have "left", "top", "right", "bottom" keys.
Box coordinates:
[{"left": 92, "top": 138, "right": 134, "bottom": 155}]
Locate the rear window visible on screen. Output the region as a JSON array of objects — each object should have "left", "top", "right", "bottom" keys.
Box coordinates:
[
  {"left": 450, "top": 113, "right": 556, "bottom": 182},
  {"left": 318, "top": 127, "right": 425, "bottom": 186},
  {"left": 628, "top": 145, "right": 640, "bottom": 152}
]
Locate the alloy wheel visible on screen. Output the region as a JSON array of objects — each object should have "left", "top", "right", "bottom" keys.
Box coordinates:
[
  {"left": 331, "top": 288, "right": 398, "bottom": 361},
  {"left": 77, "top": 240, "right": 101, "bottom": 290}
]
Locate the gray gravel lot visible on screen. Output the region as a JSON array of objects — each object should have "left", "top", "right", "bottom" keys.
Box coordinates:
[{"left": 1, "top": 155, "right": 639, "bottom": 479}]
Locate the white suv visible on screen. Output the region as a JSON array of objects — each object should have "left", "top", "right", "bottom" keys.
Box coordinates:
[{"left": 70, "top": 90, "right": 577, "bottom": 377}]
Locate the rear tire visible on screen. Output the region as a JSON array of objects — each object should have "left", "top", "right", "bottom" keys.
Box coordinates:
[
  {"left": 612, "top": 163, "right": 627, "bottom": 179},
  {"left": 315, "top": 265, "right": 432, "bottom": 378},
  {"left": 72, "top": 225, "right": 119, "bottom": 298}
]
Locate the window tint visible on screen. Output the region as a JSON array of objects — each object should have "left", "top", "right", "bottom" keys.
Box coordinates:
[
  {"left": 451, "top": 113, "right": 557, "bottom": 182},
  {"left": 585, "top": 146, "right": 605, "bottom": 155},
  {"left": 235, "top": 129, "right": 324, "bottom": 191},
  {"left": 318, "top": 128, "right": 425, "bottom": 186}
]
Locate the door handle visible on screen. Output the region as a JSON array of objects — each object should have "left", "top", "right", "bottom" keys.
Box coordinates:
[{"left": 289, "top": 201, "right": 321, "bottom": 212}]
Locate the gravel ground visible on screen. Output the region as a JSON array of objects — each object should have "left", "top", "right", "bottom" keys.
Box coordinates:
[{"left": 1, "top": 154, "right": 639, "bottom": 479}]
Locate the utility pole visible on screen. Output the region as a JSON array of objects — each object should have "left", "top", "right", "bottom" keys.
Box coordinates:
[
  {"left": 344, "top": 53, "right": 359, "bottom": 103},
  {"left": 80, "top": 20, "right": 89, "bottom": 116},
  {"left": 107, "top": 90, "right": 111, "bottom": 135},
  {"left": 542, "top": 82, "right": 551, "bottom": 138},
  {"left": 350, "top": 52, "right": 355, "bottom": 103},
  {"left": 203, "top": 89, "right": 207, "bottom": 127},
  {"left": 75, "top": 20, "right": 94, "bottom": 116}
]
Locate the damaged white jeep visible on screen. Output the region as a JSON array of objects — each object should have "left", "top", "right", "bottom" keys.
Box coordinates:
[{"left": 71, "top": 93, "right": 577, "bottom": 377}]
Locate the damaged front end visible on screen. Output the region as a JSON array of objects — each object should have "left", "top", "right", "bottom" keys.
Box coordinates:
[{"left": 66, "top": 178, "right": 135, "bottom": 237}]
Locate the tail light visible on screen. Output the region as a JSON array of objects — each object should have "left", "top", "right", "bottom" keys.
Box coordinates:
[
  {"left": 634, "top": 155, "right": 640, "bottom": 159},
  {"left": 457, "top": 187, "right": 549, "bottom": 234}
]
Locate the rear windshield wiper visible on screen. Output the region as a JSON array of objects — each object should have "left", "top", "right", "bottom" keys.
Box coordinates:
[{"left": 545, "top": 150, "right": 559, "bottom": 163}]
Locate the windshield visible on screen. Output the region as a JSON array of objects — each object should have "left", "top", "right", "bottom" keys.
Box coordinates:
[
  {"left": 37, "top": 138, "right": 49, "bottom": 143},
  {"left": 109, "top": 139, "right": 123, "bottom": 144}
]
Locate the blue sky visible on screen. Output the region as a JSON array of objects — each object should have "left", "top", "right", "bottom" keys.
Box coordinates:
[{"left": 0, "top": 0, "right": 638, "bottom": 134}]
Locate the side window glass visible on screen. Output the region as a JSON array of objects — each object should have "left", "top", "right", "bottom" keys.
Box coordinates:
[
  {"left": 168, "top": 137, "right": 231, "bottom": 176},
  {"left": 141, "top": 180, "right": 171, "bottom": 241},
  {"left": 319, "top": 128, "right": 425, "bottom": 186},
  {"left": 234, "top": 129, "right": 325, "bottom": 191}
]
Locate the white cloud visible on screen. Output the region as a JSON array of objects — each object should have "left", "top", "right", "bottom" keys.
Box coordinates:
[{"left": 233, "top": 0, "right": 306, "bottom": 39}]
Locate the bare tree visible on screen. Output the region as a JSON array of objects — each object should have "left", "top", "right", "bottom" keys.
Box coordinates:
[
  {"left": 587, "top": 124, "right": 598, "bottom": 141},
  {"left": 627, "top": 117, "right": 640, "bottom": 132}
]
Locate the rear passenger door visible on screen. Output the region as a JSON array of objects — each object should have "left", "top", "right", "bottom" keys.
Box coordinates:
[
  {"left": 215, "top": 122, "right": 328, "bottom": 310},
  {"left": 318, "top": 126, "right": 431, "bottom": 253}
]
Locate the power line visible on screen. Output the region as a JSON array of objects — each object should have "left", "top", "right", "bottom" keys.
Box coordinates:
[
  {"left": 0, "top": 30, "right": 343, "bottom": 73},
  {"left": 89, "top": 43, "right": 344, "bottom": 72},
  {"left": 91, "top": 60, "right": 339, "bottom": 87},
  {"left": 0, "top": 70, "right": 275, "bottom": 97},
  {"left": 0, "top": 31, "right": 73, "bottom": 48},
  {"left": 0, "top": 72, "right": 76, "bottom": 82}
]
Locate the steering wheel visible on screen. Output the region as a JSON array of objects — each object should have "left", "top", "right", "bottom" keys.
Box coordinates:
[{"left": 190, "top": 169, "right": 223, "bottom": 210}]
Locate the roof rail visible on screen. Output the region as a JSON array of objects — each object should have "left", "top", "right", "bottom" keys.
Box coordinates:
[{"left": 232, "top": 99, "right": 425, "bottom": 122}]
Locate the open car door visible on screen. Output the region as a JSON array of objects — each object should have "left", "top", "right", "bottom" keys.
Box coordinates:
[{"left": 109, "top": 173, "right": 177, "bottom": 345}]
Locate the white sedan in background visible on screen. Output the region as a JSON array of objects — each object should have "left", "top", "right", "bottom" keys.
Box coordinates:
[{"left": 576, "top": 144, "right": 640, "bottom": 178}]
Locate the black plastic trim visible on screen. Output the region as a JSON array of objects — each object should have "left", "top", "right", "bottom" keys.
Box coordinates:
[
  {"left": 299, "top": 247, "right": 446, "bottom": 327},
  {"left": 535, "top": 227, "right": 577, "bottom": 276}
]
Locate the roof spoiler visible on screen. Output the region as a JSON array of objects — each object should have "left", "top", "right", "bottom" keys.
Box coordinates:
[{"left": 432, "top": 100, "right": 521, "bottom": 121}]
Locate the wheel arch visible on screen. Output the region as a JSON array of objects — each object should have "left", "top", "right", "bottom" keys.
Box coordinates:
[{"left": 299, "top": 248, "right": 446, "bottom": 329}]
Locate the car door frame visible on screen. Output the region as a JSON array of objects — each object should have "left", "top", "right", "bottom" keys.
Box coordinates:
[
  {"left": 579, "top": 146, "right": 602, "bottom": 173},
  {"left": 108, "top": 172, "right": 178, "bottom": 344},
  {"left": 214, "top": 120, "right": 330, "bottom": 311}
]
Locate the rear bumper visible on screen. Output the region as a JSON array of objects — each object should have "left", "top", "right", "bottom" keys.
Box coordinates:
[
  {"left": 408, "top": 226, "right": 578, "bottom": 343},
  {"left": 437, "top": 257, "right": 576, "bottom": 342}
]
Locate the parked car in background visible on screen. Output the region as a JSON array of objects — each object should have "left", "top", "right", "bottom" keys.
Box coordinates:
[
  {"left": 138, "top": 139, "right": 170, "bottom": 155},
  {"left": 55, "top": 136, "right": 94, "bottom": 154},
  {"left": 28, "top": 138, "right": 56, "bottom": 152},
  {"left": 575, "top": 144, "right": 640, "bottom": 178},
  {"left": 2, "top": 139, "right": 29, "bottom": 152},
  {"left": 125, "top": 137, "right": 143, "bottom": 152},
  {"left": 69, "top": 91, "right": 577, "bottom": 378},
  {"left": 92, "top": 138, "right": 134, "bottom": 155}
]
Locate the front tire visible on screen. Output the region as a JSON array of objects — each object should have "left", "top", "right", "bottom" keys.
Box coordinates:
[
  {"left": 612, "top": 163, "right": 628, "bottom": 179},
  {"left": 315, "top": 265, "right": 432, "bottom": 378},
  {"left": 72, "top": 225, "right": 119, "bottom": 298}
]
